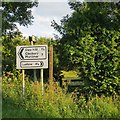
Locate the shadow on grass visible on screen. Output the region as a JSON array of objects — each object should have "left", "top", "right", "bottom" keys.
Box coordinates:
[{"left": 2, "top": 96, "right": 46, "bottom": 119}]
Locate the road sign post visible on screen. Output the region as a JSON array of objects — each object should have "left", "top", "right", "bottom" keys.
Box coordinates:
[
  {"left": 16, "top": 45, "right": 48, "bottom": 95},
  {"left": 41, "top": 68, "right": 44, "bottom": 95},
  {"left": 22, "top": 69, "right": 25, "bottom": 97}
]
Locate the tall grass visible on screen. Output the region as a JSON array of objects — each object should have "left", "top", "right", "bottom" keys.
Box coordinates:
[{"left": 2, "top": 72, "right": 120, "bottom": 118}]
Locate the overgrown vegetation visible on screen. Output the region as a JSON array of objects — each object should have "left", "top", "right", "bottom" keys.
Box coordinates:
[{"left": 2, "top": 73, "right": 120, "bottom": 118}]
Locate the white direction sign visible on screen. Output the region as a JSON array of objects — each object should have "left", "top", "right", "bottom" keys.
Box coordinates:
[{"left": 16, "top": 45, "right": 48, "bottom": 69}]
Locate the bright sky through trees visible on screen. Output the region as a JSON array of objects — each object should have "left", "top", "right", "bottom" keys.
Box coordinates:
[{"left": 17, "top": 1, "right": 72, "bottom": 39}]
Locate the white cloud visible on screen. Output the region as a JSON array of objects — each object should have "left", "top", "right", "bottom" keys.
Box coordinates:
[
  {"left": 38, "top": 0, "right": 68, "bottom": 2},
  {"left": 34, "top": 2, "right": 72, "bottom": 17},
  {"left": 35, "top": 16, "right": 59, "bottom": 26},
  {"left": 17, "top": 2, "right": 72, "bottom": 38},
  {"left": 37, "top": 16, "right": 51, "bottom": 23},
  {"left": 40, "top": 31, "right": 54, "bottom": 38}
]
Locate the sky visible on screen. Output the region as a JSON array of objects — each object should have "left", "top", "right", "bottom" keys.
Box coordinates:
[{"left": 17, "top": 1, "right": 73, "bottom": 39}]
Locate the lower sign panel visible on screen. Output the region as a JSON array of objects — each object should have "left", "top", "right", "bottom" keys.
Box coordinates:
[{"left": 20, "top": 61, "right": 44, "bottom": 68}]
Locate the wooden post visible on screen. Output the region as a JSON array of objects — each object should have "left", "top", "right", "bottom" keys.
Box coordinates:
[{"left": 49, "top": 45, "right": 53, "bottom": 85}]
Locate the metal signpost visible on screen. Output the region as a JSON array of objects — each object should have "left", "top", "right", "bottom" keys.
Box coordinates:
[{"left": 16, "top": 45, "right": 48, "bottom": 95}]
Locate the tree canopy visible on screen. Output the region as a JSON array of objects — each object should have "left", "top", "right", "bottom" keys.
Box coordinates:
[
  {"left": 2, "top": 1, "right": 38, "bottom": 35},
  {"left": 52, "top": 1, "right": 120, "bottom": 95}
]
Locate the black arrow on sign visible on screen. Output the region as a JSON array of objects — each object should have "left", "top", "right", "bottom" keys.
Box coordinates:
[
  {"left": 40, "top": 61, "right": 44, "bottom": 67},
  {"left": 19, "top": 48, "right": 24, "bottom": 59}
]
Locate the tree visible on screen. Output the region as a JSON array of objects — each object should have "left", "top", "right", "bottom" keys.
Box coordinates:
[
  {"left": 2, "top": 1, "right": 38, "bottom": 35},
  {"left": 52, "top": 1, "right": 120, "bottom": 96},
  {"left": 2, "top": 1, "right": 38, "bottom": 72}
]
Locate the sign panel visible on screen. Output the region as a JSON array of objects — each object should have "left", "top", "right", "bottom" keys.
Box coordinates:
[{"left": 16, "top": 45, "right": 48, "bottom": 69}]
